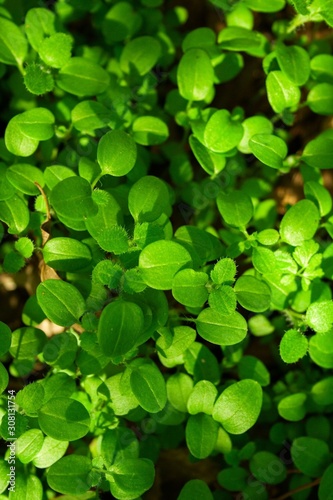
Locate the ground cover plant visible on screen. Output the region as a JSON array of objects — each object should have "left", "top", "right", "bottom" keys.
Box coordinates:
[{"left": 0, "top": 0, "right": 333, "bottom": 498}]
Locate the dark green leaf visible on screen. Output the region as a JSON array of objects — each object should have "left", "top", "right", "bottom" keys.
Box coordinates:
[
  {"left": 47, "top": 455, "right": 92, "bottom": 494},
  {"left": 97, "top": 300, "right": 144, "bottom": 358},
  {"left": 186, "top": 413, "right": 219, "bottom": 459}
]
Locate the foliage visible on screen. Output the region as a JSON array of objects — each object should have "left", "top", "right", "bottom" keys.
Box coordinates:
[{"left": 0, "top": 0, "right": 333, "bottom": 498}]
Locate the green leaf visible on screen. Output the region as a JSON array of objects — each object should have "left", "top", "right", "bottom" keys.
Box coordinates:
[
  {"left": 244, "top": 0, "right": 285, "bottom": 12},
  {"left": 6, "top": 164, "right": 44, "bottom": 195},
  {"left": 172, "top": 269, "right": 208, "bottom": 307},
  {"left": 47, "top": 455, "right": 92, "bottom": 495},
  {"left": 16, "top": 429, "right": 44, "bottom": 464},
  {"left": 211, "top": 258, "right": 237, "bottom": 285},
  {"left": 196, "top": 308, "right": 247, "bottom": 345},
  {"left": 85, "top": 191, "right": 123, "bottom": 248},
  {"left": 72, "top": 100, "right": 110, "bottom": 133},
  {"left": 217, "top": 190, "right": 253, "bottom": 228},
  {"left": 16, "top": 382, "right": 44, "bottom": 417},
  {"left": 278, "top": 393, "right": 307, "bottom": 421},
  {"left": 250, "top": 451, "right": 286, "bottom": 484},
  {"left": 212, "top": 379, "right": 263, "bottom": 434},
  {"left": 187, "top": 380, "right": 217, "bottom": 415},
  {"left": 238, "top": 355, "right": 270, "bottom": 386},
  {"left": 178, "top": 479, "right": 214, "bottom": 500},
  {"left": 166, "top": 372, "right": 193, "bottom": 412},
  {"left": 43, "top": 331, "right": 78, "bottom": 369},
  {"left": 208, "top": 286, "right": 237, "bottom": 315},
  {"left": 0, "top": 321, "right": 11, "bottom": 357},
  {"left": 120, "top": 36, "right": 161, "bottom": 75},
  {"left": 130, "top": 362, "right": 167, "bottom": 413},
  {"left": 311, "top": 377, "right": 333, "bottom": 406},
  {"left": 97, "top": 300, "right": 144, "bottom": 358},
  {"left": 107, "top": 458, "right": 155, "bottom": 500},
  {"left": 218, "top": 466, "right": 248, "bottom": 491},
  {"left": 310, "top": 54, "right": 333, "bottom": 84},
  {"left": 38, "top": 397, "right": 91, "bottom": 441},
  {"left": 0, "top": 194, "right": 30, "bottom": 234},
  {"left": 25, "top": 8, "right": 56, "bottom": 52},
  {"left": 235, "top": 276, "right": 271, "bottom": 312},
  {"left": 275, "top": 43, "right": 310, "bottom": 86},
  {"left": 218, "top": 27, "right": 262, "bottom": 52},
  {"left": 5, "top": 108, "right": 55, "bottom": 157},
  {"left": 249, "top": 133, "right": 288, "bottom": 169},
  {"left": 128, "top": 176, "right": 170, "bottom": 222},
  {"left": 33, "top": 436, "right": 68, "bottom": 469},
  {"left": 57, "top": 57, "right": 110, "bottom": 96},
  {"left": 309, "top": 332, "right": 333, "bottom": 369},
  {"left": 186, "top": 413, "right": 219, "bottom": 459},
  {"left": 0, "top": 16, "right": 27, "bottom": 66},
  {"left": 50, "top": 176, "right": 97, "bottom": 224},
  {"left": 6, "top": 474, "right": 43, "bottom": 499},
  {"left": 280, "top": 200, "right": 320, "bottom": 246},
  {"left": 97, "top": 130, "right": 137, "bottom": 177},
  {"left": 184, "top": 342, "right": 220, "bottom": 384},
  {"left": 257, "top": 229, "right": 279, "bottom": 246},
  {"left": 44, "top": 165, "right": 76, "bottom": 190},
  {"left": 177, "top": 48, "right": 214, "bottom": 101},
  {"left": 132, "top": 116, "right": 169, "bottom": 146},
  {"left": 304, "top": 180, "right": 332, "bottom": 216},
  {"left": 156, "top": 326, "right": 196, "bottom": 359},
  {"left": 182, "top": 27, "right": 216, "bottom": 52},
  {"left": 280, "top": 329, "right": 308, "bottom": 363},
  {"left": 15, "top": 237, "right": 34, "bottom": 258},
  {"left": 43, "top": 237, "right": 92, "bottom": 272},
  {"left": 189, "top": 135, "right": 226, "bottom": 176},
  {"left": 0, "top": 362, "right": 8, "bottom": 395},
  {"left": 266, "top": 71, "right": 301, "bottom": 113},
  {"left": 306, "top": 300, "right": 333, "bottom": 333},
  {"left": 204, "top": 109, "right": 244, "bottom": 153},
  {"left": 10, "top": 327, "right": 46, "bottom": 361},
  {"left": 102, "top": 2, "right": 140, "bottom": 43},
  {"left": 24, "top": 63, "right": 54, "bottom": 95},
  {"left": 252, "top": 247, "right": 277, "bottom": 274},
  {"left": 307, "top": 83, "right": 333, "bottom": 115},
  {"left": 39, "top": 33, "right": 72, "bottom": 69},
  {"left": 139, "top": 240, "right": 192, "bottom": 290},
  {"left": 319, "top": 464, "right": 333, "bottom": 500},
  {"left": 37, "top": 280, "right": 86, "bottom": 327},
  {"left": 302, "top": 134, "right": 333, "bottom": 169},
  {"left": 291, "top": 437, "right": 330, "bottom": 477},
  {"left": 238, "top": 115, "right": 273, "bottom": 154}
]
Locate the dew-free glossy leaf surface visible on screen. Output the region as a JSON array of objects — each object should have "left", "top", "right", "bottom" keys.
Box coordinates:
[
  {"left": 280, "top": 200, "right": 320, "bottom": 246},
  {"left": 197, "top": 308, "right": 247, "bottom": 345},
  {"left": 139, "top": 240, "right": 192, "bottom": 290},
  {"left": 97, "top": 130, "right": 137, "bottom": 176},
  {"left": 177, "top": 48, "right": 214, "bottom": 101},
  {"left": 38, "top": 397, "right": 90, "bottom": 441},
  {"left": 37, "top": 280, "right": 86, "bottom": 327},
  {"left": 212, "top": 380, "right": 262, "bottom": 434}
]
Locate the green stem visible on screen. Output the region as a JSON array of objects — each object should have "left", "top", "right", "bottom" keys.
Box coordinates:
[
  {"left": 287, "top": 13, "right": 311, "bottom": 34},
  {"left": 91, "top": 172, "right": 103, "bottom": 189}
]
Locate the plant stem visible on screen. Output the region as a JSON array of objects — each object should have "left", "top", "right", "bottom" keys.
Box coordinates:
[{"left": 273, "top": 477, "right": 321, "bottom": 500}]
